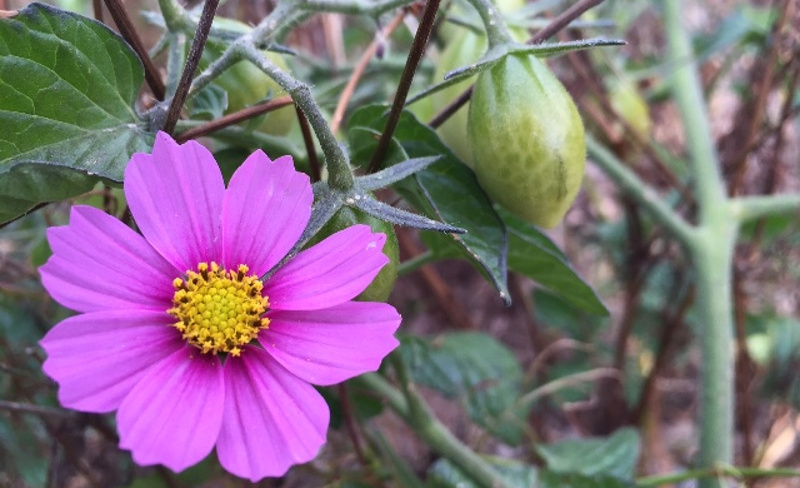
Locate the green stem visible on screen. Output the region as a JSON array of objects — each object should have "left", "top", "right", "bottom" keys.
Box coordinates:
[
  {"left": 586, "top": 136, "right": 694, "bottom": 246},
  {"left": 157, "top": 0, "right": 194, "bottom": 32},
  {"left": 663, "top": 0, "right": 725, "bottom": 219},
  {"left": 664, "top": 2, "right": 737, "bottom": 483},
  {"left": 690, "top": 226, "right": 737, "bottom": 477},
  {"left": 397, "top": 250, "right": 435, "bottom": 276},
  {"left": 239, "top": 43, "right": 354, "bottom": 190},
  {"left": 296, "top": 0, "right": 413, "bottom": 15},
  {"left": 359, "top": 373, "right": 512, "bottom": 488},
  {"left": 463, "top": 0, "right": 515, "bottom": 47},
  {"left": 637, "top": 466, "right": 800, "bottom": 487},
  {"left": 175, "top": 120, "right": 303, "bottom": 158},
  {"left": 731, "top": 194, "right": 800, "bottom": 223}
]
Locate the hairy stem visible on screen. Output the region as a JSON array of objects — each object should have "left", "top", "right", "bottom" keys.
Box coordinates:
[{"left": 240, "top": 43, "right": 354, "bottom": 190}]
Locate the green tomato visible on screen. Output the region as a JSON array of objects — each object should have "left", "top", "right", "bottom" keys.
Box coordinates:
[
  {"left": 431, "top": 21, "right": 527, "bottom": 167},
  {"left": 608, "top": 78, "right": 651, "bottom": 139},
  {"left": 432, "top": 29, "right": 487, "bottom": 166},
  {"left": 200, "top": 19, "right": 296, "bottom": 136},
  {"left": 306, "top": 207, "right": 399, "bottom": 302},
  {"left": 467, "top": 54, "right": 586, "bottom": 228}
]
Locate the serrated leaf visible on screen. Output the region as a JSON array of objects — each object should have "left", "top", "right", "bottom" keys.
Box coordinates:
[
  {"left": 427, "top": 457, "right": 537, "bottom": 488},
  {"left": 0, "top": 2, "right": 153, "bottom": 224},
  {"left": 502, "top": 208, "right": 608, "bottom": 315},
  {"left": 534, "top": 428, "right": 641, "bottom": 480},
  {"left": 399, "top": 332, "right": 528, "bottom": 445},
  {"left": 348, "top": 105, "right": 509, "bottom": 303}
]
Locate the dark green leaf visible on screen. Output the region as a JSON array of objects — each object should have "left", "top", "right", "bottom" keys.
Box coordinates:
[
  {"left": 0, "top": 2, "right": 153, "bottom": 224},
  {"left": 502, "top": 208, "right": 608, "bottom": 315},
  {"left": 534, "top": 428, "right": 641, "bottom": 480},
  {"left": 399, "top": 332, "right": 527, "bottom": 445},
  {"left": 348, "top": 105, "right": 509, "bottom": 303},
  {"left": 538, "top": 470, "right": 635, "bottom": 488}
]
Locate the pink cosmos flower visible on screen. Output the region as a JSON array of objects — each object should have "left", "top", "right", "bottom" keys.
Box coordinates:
[{"left": 38, "top": 131, "right": 401, "bottom": 481}]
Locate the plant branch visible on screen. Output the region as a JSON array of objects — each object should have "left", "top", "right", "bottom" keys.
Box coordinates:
[
  {"left": 297, "top": 0, "right": 414, "bottom": 16},
  {"left": 240, "top": 43, "right": 354, "bottom": 190},
  {"left": 586, "top": 136, "right": 695, "bottom": 246},
  {"left": 368, "top": 0, "right": 441, "bottom": 173},
  {"left": 162, "top": 0, "right": 221, "bottom": 134},
  {"left": 637, "top": 466, "right": 800, "bottom": 487},
  {"left": 663, "top": 0, "right": 725, "bottom": 219},
  {"left": 331, "top": 10, "right": 407, "bottom": 134},
  {"left": 104, "top": 0, "right": 165, "bottom": 100},
  {"left": 360, "top": 373, "right": 513, "bottom": 488},
  {"left": 175, "top": 95, "right": 294, "bottom": 142},
  {"left": 0, "top": 399, "right": 71, "bottom": 418},
  {"left": 730, "top": 194, "right": 800, "bottom": 223},
  {"left": 295, "top": 105, "right": 322, "bottom": 182},
  {"left": 463, "top": 0, "right": 514, "bottom": 47},
  {"left": 176, "top": 120, "right": 303, "bottom": 158}
]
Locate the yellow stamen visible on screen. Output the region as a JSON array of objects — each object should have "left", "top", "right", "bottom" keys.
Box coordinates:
[{"left": 167, "top": 262, "right": 269, "bottom": 356}]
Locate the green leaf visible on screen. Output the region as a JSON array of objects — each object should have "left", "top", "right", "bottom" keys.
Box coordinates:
[
  {"left": 348, "top": 105, "right": 509, "bottom": 303},
  {"left": 537, "top": 470, "right": 635, "bottom": 488},
  {"left": 399, "top": 332, "right": 528, "bottom": 445},
  {"left": 534, "top": 428, "right": 641, "bottom": 480},
  {"left": 427, "top": 457, "right": 537, "bottom": 488},
  {"left": 0, "top": 2, "right": 153, "bottom": 224},
  {"left": 502, "top": 208, "right": 608, "bottom": 315}
]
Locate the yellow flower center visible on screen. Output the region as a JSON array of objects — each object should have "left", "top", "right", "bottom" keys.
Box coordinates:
[{"left": 167, "top": 262, "right": 269, "bottom": 357}]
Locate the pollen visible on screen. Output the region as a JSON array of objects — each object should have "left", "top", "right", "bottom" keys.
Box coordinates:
[{"left": 167, "top": 262, "right": 269, "bottom": 356}]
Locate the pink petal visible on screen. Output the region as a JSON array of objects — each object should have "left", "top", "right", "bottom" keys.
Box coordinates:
[
  {"left": 216, "top": 347, "right": 328, "bottom": 481},
  {"left": 41, "top": 309, "right": 182, "bottom": 413},
  {"left": 40, "top": 206, "right": 177, "bottom": 313},
  {"left": 222, "top": 151, "right": 312, "bottom": 276},
  {"left": 265, "top": 225, "right": 389, "bottom": 310},
  {"left": 117, "top": 347, "right": 224, "bottom": 472},
  {"left": 261, "top": 302, "right": 400, "bottom": 386},
  {"left": 125, "top": 131, "right": 225, "bottom": 272}
]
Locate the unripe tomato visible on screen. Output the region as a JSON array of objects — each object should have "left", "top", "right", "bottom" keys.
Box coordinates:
[
  {"left": 201, "top": 19, "right": 295, "bottom": 136},
  {"left": 467, "top": 54, "right": 586, "bottom": 228},
  {"left": 432, "top": 29, "right": 487, "bottom": 166},
  {"left": 608, "top": 78, "right": 651, "bottom": 139},
  {"left": 431, "top": 18, "right": 527, "bottom": 166},
  {"left": 306, "top": 207, "right": 399, "bottom": 302}
]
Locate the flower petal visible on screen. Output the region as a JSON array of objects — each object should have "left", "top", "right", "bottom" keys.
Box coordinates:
[
  {"left": 39, "top": 206, "right": 177, "bottom": 313},
  {"left": 41, "top": 309, "right": 182, "bottom": 413},
  {"left": 222, "top": 151, "right": 312, "bottom": 276},
  {"left": 117, "top": 347, "right": 224, "bottom": 472},
  {"left": 261, "top": 302, "right": 400, "bottom": 385},
  {"left": 216, "top": 347, "right": 328, "bottom": 481},
  {"left": 125, "top": 131, "right": 225, "bottom": 272},
  {"left": 265, "top": 225, "right": 388, "bottom": 310}
]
